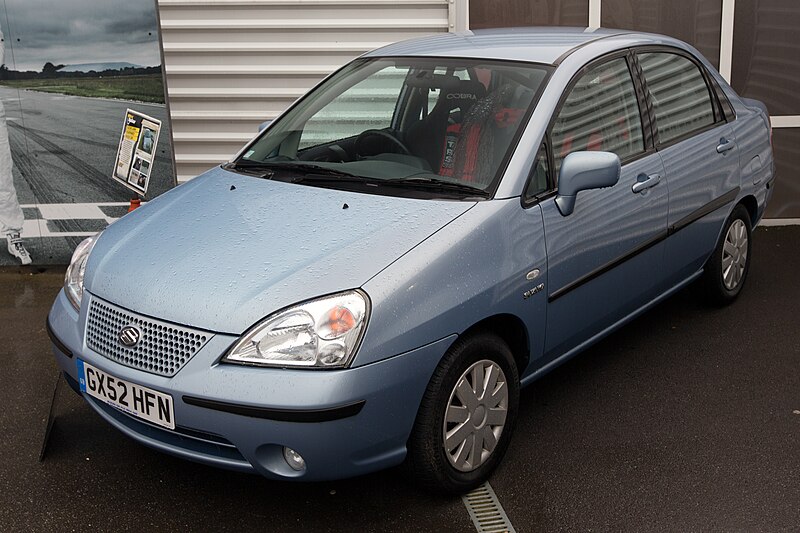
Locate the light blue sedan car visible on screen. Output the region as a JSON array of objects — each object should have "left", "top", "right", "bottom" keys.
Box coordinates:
[{"left": 48, "top": 28, "right": 774, "bottom": 493}]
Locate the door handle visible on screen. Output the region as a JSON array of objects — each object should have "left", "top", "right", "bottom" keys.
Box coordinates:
[
  {"left": 631, "top": 173, "right": 661, "bottom": 194},
  {"left": 716, "top": 138, "right": 735, "bottom": 154}
]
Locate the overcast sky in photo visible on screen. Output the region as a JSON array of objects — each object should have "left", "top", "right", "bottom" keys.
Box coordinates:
[{"left": 0, "top": 0, "right": 161, "bottom": 71}]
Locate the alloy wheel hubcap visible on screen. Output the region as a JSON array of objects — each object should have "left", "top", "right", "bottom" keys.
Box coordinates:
[
  {"left": 722, "top": 219, "right": 748, "bottom": 290},
  {"left": 443, "top": 359, "right": 508, "bottom": 472}
]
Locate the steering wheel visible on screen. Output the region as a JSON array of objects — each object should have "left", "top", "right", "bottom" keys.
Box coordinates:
[{"left": 355, "top": 129, "right": 413, "bottom": 158}]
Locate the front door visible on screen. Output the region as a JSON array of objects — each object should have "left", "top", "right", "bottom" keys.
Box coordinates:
[{"left": 538, "top": 55, "right": 669, "bottom": 362}]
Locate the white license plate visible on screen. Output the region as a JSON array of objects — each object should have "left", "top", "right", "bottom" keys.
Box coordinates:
[{"left": 77, "top": 359, "right": 175, "bottom": 430}]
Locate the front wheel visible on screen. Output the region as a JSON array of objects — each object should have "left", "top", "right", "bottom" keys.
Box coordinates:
[
  {"left": 700, "top": 204, "right": 752, "bottom": 305},
  {"left": 404, "top": 332, "right": 519, "bottom": 494}
]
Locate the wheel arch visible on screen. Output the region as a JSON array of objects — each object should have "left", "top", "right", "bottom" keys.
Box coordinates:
[
  {"left": 459, "top": 313, "right": 531, "bottom": 377},
  {"left": 738, "top": 194, "right": 759, "bottom": 226},
  {"left": 708, "top": 195, "right": 758, "bottom": 267}
]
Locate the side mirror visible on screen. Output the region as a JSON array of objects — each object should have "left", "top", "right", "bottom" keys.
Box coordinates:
[
  {"left": 258, "top": 120, "right": 272, "bottom": 132},
  {"left": 554, "top": 151, "right": 621, "bottom": 216}
]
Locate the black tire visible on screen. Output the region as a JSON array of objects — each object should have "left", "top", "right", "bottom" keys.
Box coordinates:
[
  {"left": 403, "top": 332, "right": 519, "bottom": 494},
  {"left": 700, "top": 204, "right": 752, "bottom": 306}
]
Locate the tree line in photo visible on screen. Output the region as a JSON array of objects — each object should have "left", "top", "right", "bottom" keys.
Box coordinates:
[
  {"left": 0, "top": 63, "right": 163, "bottom": 80},
  {"left": 0, "top": 63, "right": 165, "bottom": 104}
]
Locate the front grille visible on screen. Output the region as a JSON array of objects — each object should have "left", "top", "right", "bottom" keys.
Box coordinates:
[{"left": 86, "top": 297, "right": 213, "bottom": 377}]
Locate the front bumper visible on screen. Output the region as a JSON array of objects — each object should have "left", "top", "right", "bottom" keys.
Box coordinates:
[{"left": 48, "top": 290, "right": 454, "bottom": 481}]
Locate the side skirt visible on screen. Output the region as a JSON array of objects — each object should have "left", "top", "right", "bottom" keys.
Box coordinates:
[{"left": 520, "top": 269, "right": 704, "bottom": 388}]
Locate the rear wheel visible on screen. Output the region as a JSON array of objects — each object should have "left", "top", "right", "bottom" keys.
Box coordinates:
[
  {"left": 701, "top": 204, "right": 752, "bottom": 305},
  {"left": 404, "top": 332, "right": 519, "bottom": 494}
]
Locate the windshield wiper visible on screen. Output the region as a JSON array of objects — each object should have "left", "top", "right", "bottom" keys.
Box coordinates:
[
  {"left": 288, "top": 173, "right": 385, "bottom": 188},
  {"left": 222, "top": 160, "right": 278, "bottom": 178},
  {"left": 225, "top": 160, "right": 362, "bottom": 180},
  {"left": 225, "top": 161, "right": 490, "bottom": 198},
  {"left": 386, "top": 177, "right": 490, "bottom": 198}
]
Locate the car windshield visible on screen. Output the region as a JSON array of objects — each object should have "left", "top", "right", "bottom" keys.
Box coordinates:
[{"left": 231, "top": 57, "right": 550, "bottom": 198}]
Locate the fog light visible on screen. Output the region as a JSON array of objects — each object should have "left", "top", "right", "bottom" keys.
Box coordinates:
[{"left": 283, "top": 447, "right": 306, "bottom": 471}]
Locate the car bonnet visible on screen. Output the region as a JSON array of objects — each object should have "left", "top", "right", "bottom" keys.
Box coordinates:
[{"left": 84, "top": 167, "right": 475, "bottom": 334}]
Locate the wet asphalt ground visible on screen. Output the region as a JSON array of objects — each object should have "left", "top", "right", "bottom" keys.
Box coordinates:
[{"left": 0, "top": 226, "right": 798, "bottom": 532}]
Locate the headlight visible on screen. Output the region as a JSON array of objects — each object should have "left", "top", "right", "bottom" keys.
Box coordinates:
[
  {"left": 223, "top": 290, "right": 369, "bottom": 369},
  {"left": 64, "top": 234, "right": 100, "bottom": 311}
]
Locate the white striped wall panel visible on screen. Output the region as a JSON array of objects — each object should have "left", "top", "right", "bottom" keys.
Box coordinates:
[{"left": 157, "top": 0, "right": 465, "bottom": 182}]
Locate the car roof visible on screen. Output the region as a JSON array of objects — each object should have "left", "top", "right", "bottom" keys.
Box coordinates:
[{"left": 363, "top": 27, "right": 677, "bottom": 65}]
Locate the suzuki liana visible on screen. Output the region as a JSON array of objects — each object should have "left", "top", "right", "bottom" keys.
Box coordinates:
[{"left": 48, "top": 28, "right": 774, "bottom": 493}]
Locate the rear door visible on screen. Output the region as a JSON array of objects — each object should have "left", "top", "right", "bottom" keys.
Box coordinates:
[
  {"left": 537, "top": 53, "right": 669, "bottom": 362},
  {"left": 636, "top": 49, "right": 741, "bottom": 285}
]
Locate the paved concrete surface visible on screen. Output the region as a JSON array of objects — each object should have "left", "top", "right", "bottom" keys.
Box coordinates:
[
  {"left": 1, "top": 226, "right": 798, "bottom": 532},
  {"left": 1, "top": 87, "right": 174, "bottom": 205},
  {"left": 0, "top": 87, "right": 176, "bottom": 266}
]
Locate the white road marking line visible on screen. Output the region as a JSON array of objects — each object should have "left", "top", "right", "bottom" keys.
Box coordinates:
[
  {"left": 462, "top": 481, "right": 516, "bottom": 533},
  {"left": 12, "top": 89, "right": 167, "bottom": 108},
  {"left": 20, "top": 202, "right": 131, "bottom": 209},
  {"left": 20, "top": 219, "right": 44, "bottom": 239},
  {"left": 770, "top": 115, "right": 800, "bottom": 128},
  {"left": 759, "top": 218, "right": 800, "bottom": 227},
  {"left": 19, "top": 219, "right": 120, "bottom": 239},
  {"left": 37, "top": 203, "right": 108, "bottom": 221},
  {"left": 16, "top": 202, "right": 135, "bottom": 238}
]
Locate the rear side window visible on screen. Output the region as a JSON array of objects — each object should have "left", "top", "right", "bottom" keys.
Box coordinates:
[
  {"left": 551, "top": 57, "right": 645, "bottom": 175},
  {"left": 638, "top": 52, "right": 716, "bottom": 145}
]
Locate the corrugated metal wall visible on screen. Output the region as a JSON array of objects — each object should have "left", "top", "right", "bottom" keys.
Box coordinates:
[{"left": 157, "top": 0, "right": 466, "bottom": 182}]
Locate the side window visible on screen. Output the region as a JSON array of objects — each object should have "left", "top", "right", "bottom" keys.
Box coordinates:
[
  {"left": 551, "top": 58, "right": 645, "bottom": 176},
  {"left": 298, "top": 66, "right": 405, "bottom": 149},
  {"left": 525, "top": 143, "right": 550, "bottom": 199},
  {"left": 638, "top": 52, "right": 716, "bottom": 145}
]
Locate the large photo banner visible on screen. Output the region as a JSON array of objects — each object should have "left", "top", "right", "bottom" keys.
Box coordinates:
[{"left": 0, "top": 0, "right": 176, "bottom": 266}]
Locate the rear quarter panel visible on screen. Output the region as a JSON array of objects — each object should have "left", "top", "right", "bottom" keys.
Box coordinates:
[
  {"left": 697, "top": 62, "right": 774, "bottom": 224},
  {"left": 730, "top": 100, "right": 774, "bottom": 224}
]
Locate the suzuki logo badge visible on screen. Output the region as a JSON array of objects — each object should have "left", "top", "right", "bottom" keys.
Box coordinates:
[{"left": 118, "top": 325, "right": 141, "bottom": 347}]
